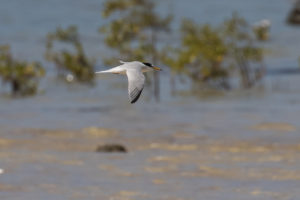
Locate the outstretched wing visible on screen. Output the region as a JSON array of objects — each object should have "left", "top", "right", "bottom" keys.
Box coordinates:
[{"left": 126, "top": 69, "right": 145, "bottom": 104}]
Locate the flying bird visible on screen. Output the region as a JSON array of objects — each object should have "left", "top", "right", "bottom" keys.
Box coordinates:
[{"left": 95, "top": 61, "right": 162, "bottom": 104}]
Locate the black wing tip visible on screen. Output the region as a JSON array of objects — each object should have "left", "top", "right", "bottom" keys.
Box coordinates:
[{"left": 130, "top": 89, "right": 143, "bottom": 104}]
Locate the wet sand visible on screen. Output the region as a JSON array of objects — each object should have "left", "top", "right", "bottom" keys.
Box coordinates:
[
  {"left": 0, "top": 78, "right": 300, "bottom": 200},
  {"left": 1, "top": 121, "right": 300, "bottom": 200}
]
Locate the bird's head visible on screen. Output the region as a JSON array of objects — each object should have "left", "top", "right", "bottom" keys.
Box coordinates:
[{"left": 142, "top": 62, "right": 162, "bottom": 71}]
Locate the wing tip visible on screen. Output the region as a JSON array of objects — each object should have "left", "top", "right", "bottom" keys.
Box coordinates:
[{"left": 130, "top": 89, "right": 143, "bottom": 104}]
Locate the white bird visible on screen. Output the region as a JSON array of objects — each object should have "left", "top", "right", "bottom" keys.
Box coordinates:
[{"left": 95, "top": 61, "right": 162, "bottom": 104}]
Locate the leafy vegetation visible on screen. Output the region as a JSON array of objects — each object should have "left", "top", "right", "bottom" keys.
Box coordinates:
[
  {"left": 0, "top": 45, "right": 45, "bottom": 96},
  {"left": 223, "top": 13, "right": 264, "bottom": 88},
  {"left": 45, "top": 26, "right": 95, "bottom": 84},
  {"left": 0, "top": 1, "right": 268, "bottom": 100},
  {"left": 100, "top": 0, "right": 172, "bottom": 100},
  {"left": 163, "top": 20, "right": 229, "bottom": 89},
  {"left": 164, "top": 13, "right": 264, "bottom": 90}
]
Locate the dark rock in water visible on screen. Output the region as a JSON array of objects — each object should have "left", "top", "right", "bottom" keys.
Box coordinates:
[
  {"left": 287, "top": 0, "right": 300, "bottom": 25},
  {"left": 95, "top": 144, "right": 127, "bottom": 153}
]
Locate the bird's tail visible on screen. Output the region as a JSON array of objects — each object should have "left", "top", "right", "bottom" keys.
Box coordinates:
[{"left": 95, "top": 70, "right": 111, "bottom": 74}]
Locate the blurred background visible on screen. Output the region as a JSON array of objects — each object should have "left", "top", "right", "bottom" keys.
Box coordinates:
[{"left": 1, "top": 0, "right": 300, "bottom": 199}]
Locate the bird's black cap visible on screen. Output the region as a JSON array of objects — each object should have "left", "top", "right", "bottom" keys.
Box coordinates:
[{"left": 143, "top": 62, "right": 153, "bottom": 67}]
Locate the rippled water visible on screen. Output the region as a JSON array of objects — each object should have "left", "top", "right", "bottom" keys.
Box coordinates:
[{"left": 1, "top": 0, "right": 300, "bottom": 199}]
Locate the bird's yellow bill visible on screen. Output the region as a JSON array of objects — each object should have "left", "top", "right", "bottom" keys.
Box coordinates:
[{"left": 153, "top": 66, "right": 162, "bottom": 71}]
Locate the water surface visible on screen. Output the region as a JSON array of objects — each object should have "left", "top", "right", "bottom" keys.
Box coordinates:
[{"left": 1, "top": 0, "right": 300, "bottom": 199}]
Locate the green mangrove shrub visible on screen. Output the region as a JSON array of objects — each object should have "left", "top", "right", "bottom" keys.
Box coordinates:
[
  {"left": 0, "top": 45, "right": 45, "bottom": 96},
  {"left": 45, "top": 26, "right": 95, "bottom": 84},
  {"left": 164, "top": 13, "right": 264, "bottom": 90},
  {"left": 223, "top": 13, "right": 264, "bottom": 88},
  {"left": 164, "top": 20, "right": 230, "bottom": 89}
]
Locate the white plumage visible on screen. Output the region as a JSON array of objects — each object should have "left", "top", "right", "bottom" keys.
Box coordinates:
[{"left": 96, "top": 61, "right": 161, "bottom": 104}]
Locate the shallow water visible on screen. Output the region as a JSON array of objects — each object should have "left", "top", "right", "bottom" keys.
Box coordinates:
[{"left": 1, "top": 0, "right": 300, "bottom": 199}]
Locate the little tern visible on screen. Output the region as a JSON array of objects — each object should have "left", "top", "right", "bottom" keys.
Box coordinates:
[{"left": 96, "top": 61, "right": 162, "bottom": 104}]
